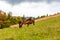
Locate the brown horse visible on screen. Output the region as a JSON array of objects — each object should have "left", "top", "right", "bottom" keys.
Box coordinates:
[{"left": 19, "top": 17, "right": 35, "bottom": 28}]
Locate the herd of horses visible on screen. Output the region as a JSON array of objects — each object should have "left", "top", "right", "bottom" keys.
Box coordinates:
[{"left": 19, "top": 17, "right": 35, "bottom": 28}]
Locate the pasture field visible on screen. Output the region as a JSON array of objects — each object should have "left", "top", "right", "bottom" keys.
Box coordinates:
[{"left": 0, "top": 15, "right": 60, "bottom": 40}]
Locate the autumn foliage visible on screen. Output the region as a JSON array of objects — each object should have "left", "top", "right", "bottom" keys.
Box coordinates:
[{"left": 0, "top": 10, "right": 21, "bottom": 28}]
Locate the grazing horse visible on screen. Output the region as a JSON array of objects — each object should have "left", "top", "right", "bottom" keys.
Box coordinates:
[{"left": 19, "top": 17, "right": 35, "bottom": 28}]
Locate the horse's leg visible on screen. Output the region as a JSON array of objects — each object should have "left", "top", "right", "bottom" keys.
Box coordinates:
[
  {"left": 33, "top": 21, "right": 35, "bottom": 25},
  {"left": 27, "top": 24, "right": 29, "bottom": 27}
]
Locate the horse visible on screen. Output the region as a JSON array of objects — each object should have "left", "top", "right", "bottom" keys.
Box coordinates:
[{"left": 19, "top": 17, "right": 35, "bottom": 28}]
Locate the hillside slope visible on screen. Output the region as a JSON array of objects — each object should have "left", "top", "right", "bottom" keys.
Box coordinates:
[
  {"left": 0, "top": 14, "right": 60, "bottom": 40},
  {"left": 10, "top": 13, "right": 60, "bottom": 28},
  {"left": 35, "top": 13, "right": 60, "bottom": 22}
]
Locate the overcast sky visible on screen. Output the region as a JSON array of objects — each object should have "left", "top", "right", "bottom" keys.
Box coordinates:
[{"left": 0, "top": 0, "right": 60, "bottom": 17}]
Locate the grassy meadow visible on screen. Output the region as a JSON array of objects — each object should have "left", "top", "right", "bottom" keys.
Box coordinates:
[{"left": 0, "top": 15, "right": 60, "bottom": 40}]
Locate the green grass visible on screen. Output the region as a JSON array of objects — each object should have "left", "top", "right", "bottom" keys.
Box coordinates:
[{"left": 0, "top": 16, "right": 60, "bottom": 40}]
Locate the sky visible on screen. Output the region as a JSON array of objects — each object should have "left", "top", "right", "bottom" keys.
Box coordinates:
[{"left": 0, "top": 0, "right": 60, "bottom": 17}]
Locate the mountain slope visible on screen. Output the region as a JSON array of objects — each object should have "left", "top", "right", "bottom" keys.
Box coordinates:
[{"left": 0, "top": 14, "right": 60, "bottom": 40}]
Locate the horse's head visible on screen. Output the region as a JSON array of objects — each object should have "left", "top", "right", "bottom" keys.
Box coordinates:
[{"left": 19, "top": 20, "right": 23, "bottom": 28}]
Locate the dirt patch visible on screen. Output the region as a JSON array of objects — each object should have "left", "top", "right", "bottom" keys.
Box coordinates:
[{"left": 10, "top": 24, "right": 19, "bottom": 28}]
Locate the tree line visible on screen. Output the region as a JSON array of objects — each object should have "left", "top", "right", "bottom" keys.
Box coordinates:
[{"left": 0, "top": 10, "right": 60, "bottom": 28}]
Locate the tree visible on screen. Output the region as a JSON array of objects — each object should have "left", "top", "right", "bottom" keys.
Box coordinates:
[
  {"left": 7, "top": 12, "right": 12, "bottom": 20},
  {"left": 22, "top": 14, "right": 26, "bottom": 19}
]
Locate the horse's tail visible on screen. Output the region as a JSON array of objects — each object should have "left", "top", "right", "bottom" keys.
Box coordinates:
[{"left": 32, "top": 20, "right": 35, "bottom": 25}]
